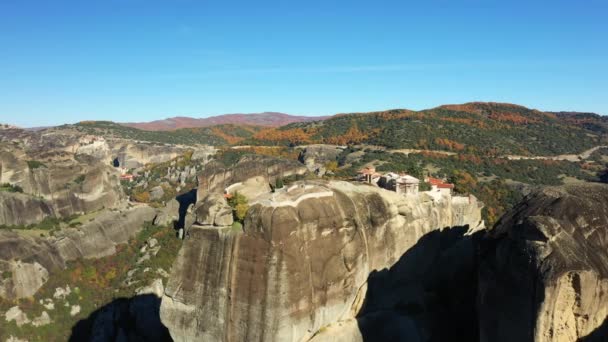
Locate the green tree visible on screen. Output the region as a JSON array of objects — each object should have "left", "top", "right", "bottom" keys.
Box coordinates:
[
  {"left": 275, "top": 177, "right": 284, "bottom": 189},
  {"left": 228, "top": 192, "right": 249, "bottom": 223}
]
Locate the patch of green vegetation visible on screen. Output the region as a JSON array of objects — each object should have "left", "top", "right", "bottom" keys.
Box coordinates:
[
  {"left": 1, "top": 271, "right": 10, "bottom": 280},
  {"left": 71, "top": 121, "right": 264, "bottom": 146},
  {"left": 257, "top": 103, "right": 604, "bottom": 156},
  {"left": 214, "top": 149, "right": 248, "bottom": 167},
  {"left": 0, "top": 183, "right": 23, "bottom": 193},
  {"left": 73, "top": 175, "right": 86, "bottom": 185},
  {"left": 227, "top": 192, "right": 249, "bottom": 224},
  {"left": 26, "top": 160, "right": 46, "bottom": 170},
  {"left": 0, "top": 222, "right": 182, "bottom": 342},
  {"left": 231, "top": 221, "right": 243, "bottom": 232},
  {"left": 0, "top": 215, "right": 79, "bottom": 232}
]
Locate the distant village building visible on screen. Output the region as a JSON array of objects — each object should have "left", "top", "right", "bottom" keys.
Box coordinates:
[
  {"left": 395, "top": 175, "right": 420, "bottom": 195},
  {"left": 357, "top": 166, "right": 381, "bottom": 184},
  {"left": 120, "top": 174, "right": 135, "bottom": 182},
  {"left": 377, "top": 172, "right": 420, "bottom": 195},
  {"left": 426, "top": 177, "right": 454, "bottom": 195},
  {"left": 357, "top": 168, "right": 454, "bottom": 197}
]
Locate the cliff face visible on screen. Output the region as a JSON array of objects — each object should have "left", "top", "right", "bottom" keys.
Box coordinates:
[
  {"left": 196, "top": 155, "right": 308, "bottom": 198},
  {"left": 478, "top": 183, "right": 608, "bottom": 342},
  {"left": 0, "top": 206, "right": 158, "bottom": 300},
  {"left": 0, "top": 126, "right": 208, "bottom": 226},
  {"left": 0, "top": 145, "right": 124, "bottom": 226},
  {"left": 161, "top": 181, "right": 484, "bottom": 341}
]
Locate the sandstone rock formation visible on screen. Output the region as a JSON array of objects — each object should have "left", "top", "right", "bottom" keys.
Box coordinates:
[
  {"left": 298, "top": 144, "right": 344, "bottom": 172},
  {"left": 161, "top": 180, "right": 483, "bottom": 341},
  {"left": 0, "top": 231, "right": 64, "bottom": 300},
  {"left": 0, "top": 126, "right": 213, "bottom": 226},
  {"left": 478, "top": 183, "right": 608, "bottom": 342},
  {"left": 0, "top": 206, "right": 157, "bottom": 300},
  {"left": 0, "top": 136, "right": 124, "bottom": 226},
  {"left": 53, "top": 206, "right": 157, "bottom": 261},
  {"left": 194, "top": 193, "right": 233, "bottom": 227},
  {"left": 196, "top": 155, "right": 308, "bottom": 199},
  {"left": 0, "top": 192, "right": 54, "bottom": 226},
  {"left": 110, "top": 141, "right": 194, "bottom": 169}
]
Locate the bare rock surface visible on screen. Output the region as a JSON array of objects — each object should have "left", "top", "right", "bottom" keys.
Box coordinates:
[
  {"left": 194, "top": 193, "right": 233, "bottom": 227},
  {"left": 0, "top": 206, "right": 157, "bottom": 300},
  {"left": 53, "top": 206, "right": 157, "bottom": 261},
  {"left": 161, "top": 180, "right": 483, "bottom": 342},
  {"left": 297, "top": 144, "right": 344, "bottom": 171},
  {"left": 5, "top": 306, "right": 30, "bottom": 327},
  {"left": 0, "top": 231, "right": 64, "bottom": 300},
  {"left": 478, "top": 183, "right": 608, "bottom": 342},
  {"left": 196, "top": 154, "right": 307, "bottom": 198},
  {"left": 0, "top": 139, "right": 124, "bottom": 226}
]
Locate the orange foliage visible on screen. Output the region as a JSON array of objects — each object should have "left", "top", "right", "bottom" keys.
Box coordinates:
[
  {"left": 488, "top": 112, "right": 539, "bottom": 125},
  {"left": 210, "top": 127, "right": 245, "bottom": 145},
  {"left": 374, "top": 110, "right": 424, "bottom": 120},
  {"left": 420, "top": 151, "right": 451, "bottom": 159},
  {"left": 324, "top": 126, "right": 368, "bottom": 145},
  {"left": 435, "top": 138, "right": 465, "bottom": 151},
  {"left": 450, "top": 170, "right": 478, "bottom": 194},
  {"left": 492, "top": 158, "right": 509, "bottom": 165},
  {"left": 131, "top": 191, "right": 151, "bottom": 203},
  {"left": 457, "top": 154, "right": 482, "bottom": 165},
  {"left": 253, "top": 128, "right": 313, "bottom": 144},
  {"left": 440, "top": 117, "right": 487, "bottom": 129},
  {"left": 581, "top": 162, "right": 600, "bottom": 170}
]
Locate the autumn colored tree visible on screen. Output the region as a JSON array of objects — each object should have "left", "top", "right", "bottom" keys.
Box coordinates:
[
  {"left": 228, "top": 192, "right": 249, "bottom": 223},
  {"left": 131, "top": 190, "right": 151, "bottom": 203},
  {"left": 449, "top": 170, "right": 478, "bottom": 194},
  {"left": 435, "top": 138, "right": 465, "bottom": 151},
  {"left": 325, "top": 126, "right": 368, "bottom": 145},
  {"left": 253, "top": 128, "right": 312, "bottom": 145},
  {"left": 324, "top": 161, "right": 339, "bottom": 172}
]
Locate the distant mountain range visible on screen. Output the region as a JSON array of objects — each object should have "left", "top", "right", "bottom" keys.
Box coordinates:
[{"left": 121, "top": 112, "right": 329, "bottom": 131}]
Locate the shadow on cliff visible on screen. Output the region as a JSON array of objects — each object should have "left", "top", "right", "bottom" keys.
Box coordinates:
[
  {"left": 175, "top": 189, "right": 197, "bottom": 230},
  {"left": 580, "top": 316, "right": 608, "bottom": 342},
  {"left": 356, "top": 225, "right": 483, "bottom": 342},
  {"left": 70, "top": 294, "right": 172, "bottom": 342}
]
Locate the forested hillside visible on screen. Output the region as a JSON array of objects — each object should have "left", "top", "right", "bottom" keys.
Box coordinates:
[
  {"left": 68, "top": 121, "right": 264, "bottom": 145},
  {"left": 59, "top": 103, "right": 607, "bottom": 156},
  {"left": 248, "top": 102, "right": 607, "bottom": 156}
]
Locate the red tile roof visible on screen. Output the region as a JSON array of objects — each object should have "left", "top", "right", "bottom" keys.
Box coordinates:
[{"left": 427, "top": 177, "right": 444, "bottom": 185}]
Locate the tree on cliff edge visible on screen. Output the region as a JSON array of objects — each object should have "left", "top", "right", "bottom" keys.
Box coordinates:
[{"left": 228, "top": 192, "right": 249, "bottom": 223}]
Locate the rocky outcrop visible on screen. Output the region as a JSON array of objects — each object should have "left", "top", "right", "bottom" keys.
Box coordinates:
[
  {"left": 110, "top": 142, "right": 191, "bottom": 169},
  {"left": 53, "top": 206, "right": 157, "bottom": 261},
  {"left": 0, "top": 192, "right": 54, "bottom": 226},
  {"left": 0, "top": 127, "right": 214, "bottom": 227},
  {"left": 0, "top": 230, "right": 65, "bottom": 300},
  {"left": 0, "top": 149, "right": 124, "bottom": 226},
  {"left": 298, "top": 144, "right": 344, "bottom": 172},
  {"left": 194, "top": 193, "right": 233, "bottom": 227},
  {"left": 478, "top": 183, "right": 608, "bottom": 342},
  {"left": 196, "top": 155, "right": 308, "bottom": 198},
  {"left": 161, "top": 181, "right": 483, "bottom": 341},
  {"left": 0, "top": 206, "right": 158, "bottom": 300}
]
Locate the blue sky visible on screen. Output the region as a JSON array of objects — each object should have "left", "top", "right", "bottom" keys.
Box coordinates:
[{"left": 0, "top": 0, "right": 607, "bottom": 127}]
